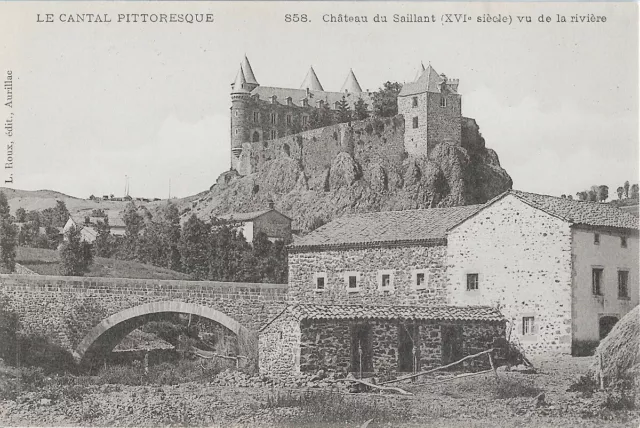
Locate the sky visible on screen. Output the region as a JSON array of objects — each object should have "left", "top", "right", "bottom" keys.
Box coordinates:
[{"left": 0, "top": 1, "right": 637, "bottom": 200}]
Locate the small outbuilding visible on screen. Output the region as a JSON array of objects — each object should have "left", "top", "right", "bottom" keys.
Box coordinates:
[{"left": 259, "top": 304, "right": 505, "bottom": 379}]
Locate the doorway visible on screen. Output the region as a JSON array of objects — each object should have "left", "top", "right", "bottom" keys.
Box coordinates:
[
  {"left": 441, "top": 325, "right": 463, "bottom": 366},
  {"left": 599, "top": 316, "right": 619, "bottom": 340},
  {"left": 350, "top": 323, "right": 373, "bottom": 375},
  {"left": 398, "top": 323, "right": 419, "bottom": 372}
]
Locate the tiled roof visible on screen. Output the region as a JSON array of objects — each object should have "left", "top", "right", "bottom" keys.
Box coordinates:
[
  {"left": 251, "top": 86, "right": 372, "bottom": 109},
  {"left": 292, "top": 304, "right": 504, "bottom": 322},
  {"left": 290, "top": 205, "right": 483, "bottom": 250},
  {"left": 340, "top": 69, "right": 363, "bottom": 93},
  {"left": 399, "top": 64, "right": 455, "bottom": 97},
  {"left": 300, "top": 66, "right": 324, "bottom": 91},
  {"left": 510, "top": 190, "right": 639, "bottom": 230}
]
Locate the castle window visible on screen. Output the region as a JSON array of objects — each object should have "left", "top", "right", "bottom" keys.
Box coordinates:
[
  {"left": 253, "top": 111, "right": 259, "bottom": 123},
  {"left": 314, "top": 272, "right": 327, "bottom": 292},
  {"left": 344, "top": 272, "right": 361, "bottom": 292},
  {"left": 270, "top": 130, "right": 277, "bottom": 140},
  {"left": 252, "top": 131, "right": 260, "bottom": 143},
  {"left": 466, "top": 274, "right": 479, "bottom": 291},
  {"left": 286, "top": 115, "right": 292, "bottom": 126},
  {"left": 270, "top": 113, "right": 277, "bottom": 125},
  {"left": 412, "top": 269, "right": 428, "bottom": 290},
  {"left": 522, "top": 316, "right": 535, "bottom": 335},
  {"left": 412, "top": 97, "right": 418, "bottom": 107},
  {"left": 412, "top": 117, "right": 419, "bottom": 128},
  {"left": 621, "top": 236, "right": 628, "bottom": 248},
  {"left": 592, "top": 268, "right": 604, "bottom": 296},
  {"left": 234, "top": 110, "right": 239, "bottom": 117},
  {"left": 378, "top": 270, "right": 394, "bottom": 292},
  {"left": 302, "top": 98, "right": 309, "bottom": 107},
  {"left": 302, "top": 115, "right": 309, "bottom": 126},
  {"left": 234, "top": 129, "right": 239, "bottom": 136},
  {"left": 594, "top": 233, "right": 600, "bottom": 245},
  {"left": 440, "top": 96, "right": 447, "bottom": 108}
]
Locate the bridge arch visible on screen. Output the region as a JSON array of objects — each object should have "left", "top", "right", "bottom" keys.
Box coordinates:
[{"left": 73, "top": 301, "right": 247, "bottom": 365}]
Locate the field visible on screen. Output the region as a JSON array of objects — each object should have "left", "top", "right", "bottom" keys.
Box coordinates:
[
  {"left": 16, "top": 247, "right": 190, "bottom": 280},
  {"left": 0, "top": 356, "right": 637, "bottom": 427}
]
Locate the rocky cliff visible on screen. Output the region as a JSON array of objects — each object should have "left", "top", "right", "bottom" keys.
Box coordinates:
[{"left": 182, "top": 116, "right": 512, "bottom": 231}]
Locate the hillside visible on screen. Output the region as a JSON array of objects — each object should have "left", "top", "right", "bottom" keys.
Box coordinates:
[
  {"left": 16, "top": 247, "right": 190, "bottom": 280},
  {"left": 178, "top": 116, "right": 512, "bottom": 231}
]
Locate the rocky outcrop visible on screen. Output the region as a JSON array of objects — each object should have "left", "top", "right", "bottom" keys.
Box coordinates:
[{"left": 182, "top": 116, "right": 512, "bottom": 232}]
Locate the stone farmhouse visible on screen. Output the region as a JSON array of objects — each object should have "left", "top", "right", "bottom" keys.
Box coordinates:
[
  {"left": 230, "top": 56, "right": 461, "bottom": 175},
  {"left": 215, "top": 207, "right": 292, "bottom": 244},
  {"left": 260, "top": 190, "right": 638, "bottom": 377}
]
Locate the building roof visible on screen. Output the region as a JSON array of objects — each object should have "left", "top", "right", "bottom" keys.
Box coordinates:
[
  {"left": 231, "top": 66, "right": 250, "bottom": 94},
  {"left": 215, "top": 208, "right": 292, "bottom": 223},
  {"left": 414, "top": 62, "right": 425, "bottom": 81},
  {"left": 340, "top": 69, "right": 363, "bottom": 93},
  {"left": 399, "top": 64, "right": 453, "bottom": 97},
  {"left": 290, "top": 205, "right": 483, "bottom": 251},
  {"left": 507, "top": 190, "right": 639, "bottom": 230},
  {"left": 251, "top": 86, "right": 372, "bottom": 109},
  {"left": 300, "top": 66, "right": 324, "bottom": 91},
  {"left": 241, "top": 55, "right": 258, "bottom": 85},
  {"left": 619, "top": 204, "right": 639, "bottom": 217},
  {"left": 261, "top": 304, "right": 504, "bottom": 331}
]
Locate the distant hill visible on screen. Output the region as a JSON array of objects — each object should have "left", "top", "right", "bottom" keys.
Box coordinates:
[{"left": 16, "top": 247, "right": 190, "bottom": 280}]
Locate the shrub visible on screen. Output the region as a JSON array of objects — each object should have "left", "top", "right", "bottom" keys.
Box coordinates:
[
  {"left": 494, "top": 377, "right": 542, "bottom": 399},
  {"left": 573, "top": 340, "right": 600, "bottom": 356},
  {"left": 18, "top": 334, "right": 77, "bottom": 374}
]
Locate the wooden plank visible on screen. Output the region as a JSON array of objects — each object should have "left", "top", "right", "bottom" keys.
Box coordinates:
[
  {"left": 380, "top": 348, "right": 495, "bottom": 385},
  {"left": 346, "top": 378, "right": 414, "bottom": 395}
]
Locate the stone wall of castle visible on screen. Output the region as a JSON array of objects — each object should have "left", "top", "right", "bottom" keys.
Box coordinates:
[
  {"left": 287, "top": 244, "right": 448, "bottom": 306},
  {"left": 234, "top": 115, "right": 406, "bottom": 179}
]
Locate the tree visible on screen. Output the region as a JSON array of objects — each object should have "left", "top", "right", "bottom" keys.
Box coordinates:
[
  {"left": 320, "top": 102, "right": 333, "bottom": 126},
  {"left": 336, "top": 97, "right": 351, "bottom": 123},
  {"left": 596, "top": 185, "right": 608, "bottom": 202},
  {"left": 59, "top": 225, "right": 93, "bottom": 276},
  {"left": 353, "top": 98, "right": 369, "bottom": 121},
  {"left": 576, "top": 191, "right": 588, "bottom": 201},
  {"left": 372, "top": 82, "right": 402, "bottom": 118},
  {"left": 587, "top": 189, "right": 598, "bottom": 202},
  {"left": 94, "top": 218, "right": 114, "bottom": 257},
  {"left": 631, "top": 184, "right": 639, "bottom": 200},
  {"left": 308, "top": 108, "right": 322, "bottom": 129},
  {"left": 0, "top": 192, "right": 17, "bottom": 273},
  {"left": 624, "top": 181, "right": 630, "bottom": 198},
  {"left": 120, "top": 202, "right": 143, "bottom": 260},
  {"left": 15, "top": 208, "right": 26, "bottom": 223},
  {"left": 179, "top": 215, "right": 211, "bottom": 280},
  {"left": 160, "top": 202, "right": 181, "bottom": 271},
  {"left": 617, "top": 186, "right": 625, "bottom": 200}
]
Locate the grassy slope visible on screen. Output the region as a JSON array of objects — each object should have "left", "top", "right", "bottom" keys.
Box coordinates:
[{"left": 16, "top": 247, "right": 189, "bottom": 280}]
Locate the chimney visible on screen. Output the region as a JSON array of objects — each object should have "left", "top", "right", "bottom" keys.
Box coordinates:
[{"left": 268, "top": 200, "right": 275, "bottom": 209}]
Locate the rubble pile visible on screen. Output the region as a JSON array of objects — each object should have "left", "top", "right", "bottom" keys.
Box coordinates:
[{"left": 210, "top": 368, "right": 354, "bottom": 391}]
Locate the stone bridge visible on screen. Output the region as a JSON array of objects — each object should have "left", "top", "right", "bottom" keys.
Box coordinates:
[{"left": 0, "top": 275, "right": 288, "bottom": 366}]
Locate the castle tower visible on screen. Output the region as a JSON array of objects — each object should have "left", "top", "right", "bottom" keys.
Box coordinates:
[
  {"left": 414, "top": 62, "right": 425, "bottom": 81},
  {"left": 230, "top": 64, "right": 252, "bottom": 170},
  {"left": 397, "top": 63, "right": 462, "bottom": 156},
  {"left": 241, "top": 55, "right": 259, "bottom": 92},
  {"left": 300, "top": 66, "right": 324, "bottom": 91},
  {"left": 340, "top": 69, "right": 363, "bottom": 93}
]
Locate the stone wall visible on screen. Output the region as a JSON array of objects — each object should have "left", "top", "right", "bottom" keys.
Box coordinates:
[
  {"left": 288, "top": 244, "right": 448, "bottom": 305},
  {"left": 260, "top": 317, "right": 505, "bottom": 378},
  {"left": 0, "top": 275, "right": 288, "bottom": 356},
  {"left": 447, "top": 194, "right": 574, "bottom": 355},
  {"left": 234, "top": 115, "right": 406, "bottom": 179}
]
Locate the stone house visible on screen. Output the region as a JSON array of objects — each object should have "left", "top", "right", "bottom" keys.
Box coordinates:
[
  {"left": 216, "top": 208, "right": 292, "bottom": 244},
  {"left": 446, "top": 190, "right": 639, "bottom": 356},
  {"left": 259, "top": 304, "right": 505, "bottom": 378},
  {"left": 287, "top": 205, "right": 482, "bottom": 305}
]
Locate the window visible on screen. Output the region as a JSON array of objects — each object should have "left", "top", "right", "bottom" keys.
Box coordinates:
[
  {"left": 412, "top": 270, "right": 427, "bottom": 290},
  {"left": 592, "top": 268, "right": 604, "bottom": 296},
  {"left": 382, "top": 274, "right": 391, "bottom": 288},
  {"left": 253, "top": 111, "right": 259, "bottom": 123},
  {"left": 234, "top": 129, "right": 239, "bottom": 135},
  {"left": 234, "top": 110, "right": 239, "bottom": 117},
  {"left": 618, "top": 270, "right": 629, "bottom": 298},
  {"left": 412, "top": 117, "right": 419, "bottom": 128},
  {"left": 378, "top": 270, "right": 394, "bottom": 291},
  {"left": 522, "top": 317, "right": 535, "bottom": 335},
  {"left": 440, "top": 96, "right": 447, "bottom": 107},
  {"left": 621, "top": 236, "right": 628, "bottom": 248},
  {"left": 466, "top": 274, "right": 479, "bottom": 291},
  {"left": 286, "top": 114, "right": 292, "bottom": 126},
  {"left": 594, "top": 233, "right": 600, "bottom": 245},
  {"left": 344, "top": 272, "right": 361, "bottom": 292},
  {"left": 412, "top": 97, "right": 418, "bottom": 107},
  {"left": 313, "top": 273, "right": 327, "bottom": 292},
  {"left": 302, "top": 115, "right": 309, "bottom": 126},
  {"left": 270, "top": 130, "right": 277, "bottom": 140},
  {"left": 270, "top": 113, "right": 277, "bottom": 124}
]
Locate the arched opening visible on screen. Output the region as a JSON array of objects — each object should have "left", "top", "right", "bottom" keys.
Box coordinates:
[
  {"left": 252, "top": 131, "right": 260, "bottom": 142},
  {"left": 283, "top": 143, "right": 290, "bottom": 156},
  {"left": 599, "top": 315, "right": 619, "bottom": 340},
  {"left": 74, "top": 301, "right": 250, "bottom": 369}
]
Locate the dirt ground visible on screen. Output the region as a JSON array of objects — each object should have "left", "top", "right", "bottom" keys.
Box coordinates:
[{"left": 0, "top": 356, "right": 638, "bottom": 427}]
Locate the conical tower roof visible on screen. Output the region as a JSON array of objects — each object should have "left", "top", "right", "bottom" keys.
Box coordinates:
[
  {"left": 231, "top": 65, "right": 250, "bottom": 93},
  {"left": 340, "top": 69, "right": 363, "bottom": 93},
  {"left": 241, "top": 55, "right": 258, "bottom": 85},
  {"left": 300, "top": 66, "right": 324, "bottom": 91},
  {"left": 414, "top": 62, "right": 426, "bottom": 81}
]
